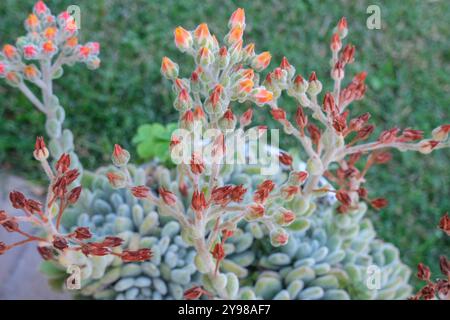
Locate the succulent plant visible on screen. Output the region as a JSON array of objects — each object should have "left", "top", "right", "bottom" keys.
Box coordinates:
[{"left": 49, "top": 165, "right": 199, "bottom": 300}]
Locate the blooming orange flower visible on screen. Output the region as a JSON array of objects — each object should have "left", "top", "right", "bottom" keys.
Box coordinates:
[
  {"left": 26, "top": 14, "right": 40, "bottom": 29},
  {"left": 3, "top": 44, "right": 17, "bottom": 60},
  {"left": 42, "top": 41, "right": 56, "bottom": 54},
  {"left": 24, "top": 65, "right": 38, "bottom": 79},
  {"left": 44, "top": 27, "right": 57, "bottom": 40},
  {"left": 65, "top": 37, "right": 78, "bottom": 48}
]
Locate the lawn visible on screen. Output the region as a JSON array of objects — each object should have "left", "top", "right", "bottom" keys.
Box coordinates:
[{"left": 0, "top": 0, "right": 449, "bottom": 290}]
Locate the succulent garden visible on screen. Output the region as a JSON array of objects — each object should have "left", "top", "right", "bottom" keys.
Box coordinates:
[{"left": 0, "top": 1, "right": 449, "bottom": 301}]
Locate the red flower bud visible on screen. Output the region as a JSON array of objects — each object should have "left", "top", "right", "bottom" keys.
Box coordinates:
[
  {"left": 55, "top": 153, "right": 71, "bottom": 174},
  {"left": 330, "top": 33, "right": 342, "bottom": 52},
  {"left": 33, "top": 136, "right": 49, "bottom": 161},
  {"left": 112, "top": 144, "right": 130, "bottom": 167},
  {"left": 37, "top": 246, "right": 53, "bottom": 260},
  {"left": 279, "top": 152, "right": 293, "bottom": 166},
  {"left": 159, "top": 188, "right": 177, "bottom": 206},
  {"left": 240, "top": 108, "right": 253, "bottom": 127},
  {"left": 67, "top": 186, "right": 82, "bottom": 204},
  {"left": 52, "top": 236, "right": 68, "bottom": 250},
  {"left": 356, "top": 125, "right": 375, "bottom": 140},
  {"left": 370, "top": 198, "right": 388, "bottom": 210},
  {"left": 191, "top": 190, "right": 207, "bottom": 213},
  {"left": 2, "top": 219, "right": 19, "bottom": 232},
  {"left": 417, "top": 263, "right": 431, "bottom": 281},
  {"left": 101, "top": 236, "right": 124, "bottom": 248},
  {"left": 336, "top": 190, "right": 352, "bottom": 206},
  {"left": 184, "top": 286, "right": 206, "bottom": 300},
  {"left": 295, "top": 106, "right": 308, "bottom": 132},
  {"left": 121, "top": 248, "right": 152, "bottom": 262},
  {"left": 73, "top": 227, "right": 92, "bottom": 240},
  {"left": 271, "top": 108, "right": 286, "bottom": 121},
  {"left": 131, "top": 186, "right": 150, "bottom": 199},
  {"left": 9, "top": 191, "right": 26, "bottom": 209},
  {"left": 438, "top": 213, "right": 450, "bottom": 236},
  {"left": 307, "top": 124, "right": 321, "bottom": 146}
]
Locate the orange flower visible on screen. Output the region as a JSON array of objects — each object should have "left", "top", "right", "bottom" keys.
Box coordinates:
[
  {"left": 174, "top": 26, "right": 192, "bottom": 51},
  {"left": 253, "top": 88, "right": 273, "bottom": 105},
  {"left": 229, "top": 8, "right": 245, "bottom": 29},
  {"left": 252, "top": 51, "right": 271, "bottom": 71}
]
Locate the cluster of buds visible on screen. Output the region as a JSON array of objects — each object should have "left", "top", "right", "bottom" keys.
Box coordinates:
[
  {"left": 0, "top": 1, "right": 100, "bottom": 88},
  {"left": 259, "top": 17, "right": 449, "bottom": 214},
  {"left": 410, "top": 213, "right": 449, "bottom": 300},
  {"left": 0, "top": 137, "right": 152, "bottom": 266},
  {"left": 110, "top": 9, "right": 450, "bottom": 300}
]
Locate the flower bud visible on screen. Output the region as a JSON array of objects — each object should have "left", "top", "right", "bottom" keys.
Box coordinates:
[
  {"left": 25, "top": 14, "right": 40, "bottom": 32},
  {"left": 106, "top": 171, "right": 128, "bottom": 189},
  {"left": 23, "top": 64, "right": 40, "bottom": 81},
  {"left": 229, "top": 8, "right": 246, "bottom": 29},
  {"left": 34, "top": 1, "right": 50, "bottom": 16},
  {"left": 131, "top": 186, "right": 150, "bottom": 199},
  {"left": 218, "top": 46, "right": 229, "bottom": 68},
  {"left": 180, "top": 110, "right": 194, "bottom": 130},
  {"left": 228, "top": 39, "right": 243, "bottom": 63},
  {"left": 307, "top": 71, "right": 322, "bottom": 96},
  {"left": 251, "top": 52, "right": 271, "bottom": 71},
  {"left": 270, "top": 228, "right": 289, "bottom": 247},
  {"left": 73, "top": 226, "right": 92, "bottom": 240},
  {"left": 370, "top": 198, "right": 388, "bottom": 210},
  {"left": 196, "top": 47, "right": 215, "bottom": 66},
  {"left": 161, "top": 57, "right": 179, "bottom": 80},
  {"left": 280, "top": 185, "right": 299, "bottom": 201},
  {"left": 288, "top": 171, "right": 309, "bottom": 185},
  {"left": 0, "top": 62, "right": 6, "bottom": 78},
  {"left": 5, "top": 71, "right": 22, "bottom": 86},
  {"left": 159, "top": 188, "right": 177, "bottom": 206},
  {"left": 336, "top": 17, "right": 348, "bottom": 38},
  {"left": 226, "top": 21, "right": 242, "bottom": 41},
  {"left": 330, "top": 33, "right": 342, "bottom": 52},
  {"left": 33, "top": 136, "right": 49, "bottom": 161},
  {"left": 242, "top": 43, "right": 255, "bottom": 61},
  {"left": 174, "top": 88, "right": 193, "bottom": 112},
  {"left": 280, "top": 56, "right": 296, "bottom": 79},
  {"left": 275, "top": 210, "right": 296, "bottom": 226},
  {"left": 67, "top": 186, "right": 82, "bottom": 204},
  {"left": 245, "top": 203, "right": 265, "bottom": 221},
  {"left": 191, "top": 190, "right": 207, "bottom": 213},
  {"left": 418, "top": 140, "right": 440, "bottom": 154},
  {"left": 174, "top": 26, "right": 193, "bottom": 52},
  {"left": 432, "top": 124, "right": 450, "bottom": 141},
  {"left": 55, "top": 153, "right": 71, "bottom": 173},
  {"left": 52, "top": 236, "right": 68, "bottom": 250},
  {"left": 239, "top": 108, "right": 253, "bottom": 127},
  {"left": 194, "top": 23, "right": 212, "bottom": 47},
  {"left": 219, "top": 108, "right": 237, "bottom": 130},
  {"left": 23, "top": 44, "right": 39, "bottom": 59},
  {"left": 252, "top": 87, "right": 273, "bottom": 106},
  {"left": 3, "top": 44, "right": 19, "bottom": 61},
  {"left": 190, "top": 152, "right": 205, "bottom": 175},
  {"left": 112, "top": 144, "right": 130, "bottom": 167}
]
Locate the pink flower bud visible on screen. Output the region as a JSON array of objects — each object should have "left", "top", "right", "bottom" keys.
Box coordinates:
[
  {"left": 34, "top": 1, "right": 49, "bottom": 16},
  {"left": 111, "top": 144, "right": 130, "bottom": 166},
  {"left": 245, "top": 203, "right": 265, "bottom": 221},
  {"left": 432, "top": 124, "right": 450, "bottom": 141},
  {"left": 190, "top": 152, "right": 205, "bottom": 175},
  {"left": 23, "top": 44, "right": 39, "bottom": 59},
  {"left": 270, "top": 228, "right": 289, "bottom": 247},
  {"left": 131, "top": 186, "right": 150, "bottom": 199},
  {"left": 275, "top": 210, "right": 296, "bottom": 226},
  {"left": 239, "top": 108, "right": 253, "bottom": 127},
  {"left": 159, "top": 188, "right": 177, "bottom": 206},
  {"left": 33, "top": 136, "right": 49, "bottom": 161},
  {"left": 330, "top": 33, "right": 342, "bottom": 52},
  {"left": 161, "top": 57, "right": 179, "bottom": 80},
  {"left": 337, "top": 17, "right": 348, "bottom": 38}
]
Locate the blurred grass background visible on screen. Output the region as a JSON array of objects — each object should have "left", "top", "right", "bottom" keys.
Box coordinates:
[{"left": 0, "top": 0, "right": 448, "bottom": 290}]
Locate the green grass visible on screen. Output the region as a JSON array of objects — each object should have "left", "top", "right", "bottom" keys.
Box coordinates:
[{"left": 0, "top": 0, "right": 449, "bottom": 291}]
